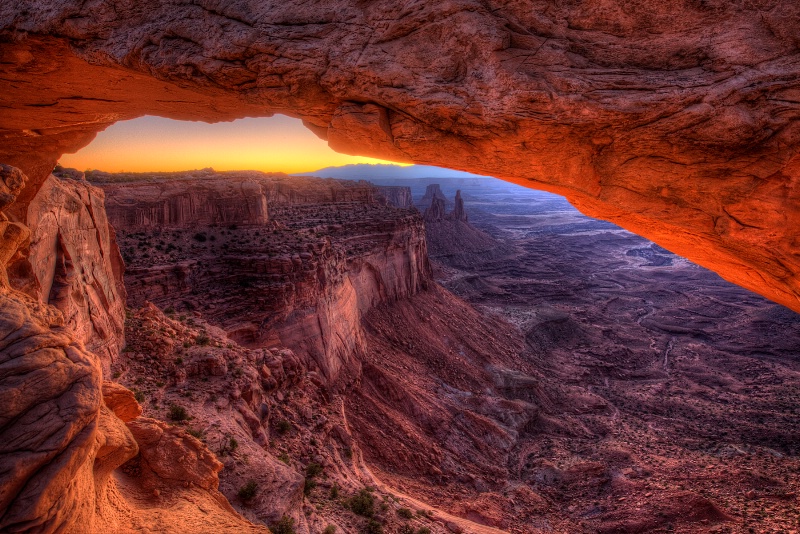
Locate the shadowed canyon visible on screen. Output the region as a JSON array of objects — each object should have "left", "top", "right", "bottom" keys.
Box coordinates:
[{"left": 1, "top": 2, "right": 800, "bottom": 534}]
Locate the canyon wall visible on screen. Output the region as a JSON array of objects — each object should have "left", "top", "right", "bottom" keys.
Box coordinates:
[
  {"left": 2, "top": 1, "right": 800, "bottom": 311},
  {"left": 0, "top": 165, "right": 269, "bottom": 534},
  {"left": 101, "top": 171, "right": 431, "bottom": 387},
  {"left": 375, "top": 185, "right": 414, "bottom": 209}
]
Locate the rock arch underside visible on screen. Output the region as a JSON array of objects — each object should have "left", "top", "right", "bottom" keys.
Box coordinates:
[{"left": 1, "top": 0, "right": 800, "bottom": 533}]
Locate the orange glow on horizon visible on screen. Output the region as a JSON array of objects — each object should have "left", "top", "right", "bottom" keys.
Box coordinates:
[{"left": 59, "top": 115, "right": 406, "bottom": 174}]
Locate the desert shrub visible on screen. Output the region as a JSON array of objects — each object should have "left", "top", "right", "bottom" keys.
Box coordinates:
[
  {"left": 133, "top": 389, "right": 145, "bottom": 403},
  {"left": 275, "top": 419, "right": 292, "bottom": 434},
  {"left": 196, "top": 333, "right": 210, "bottom": 346},
  {"left": 398, "top": 527, "right": 414, "bottom": 534},
  {"left": 238, "top": 480, "right": 258, "bottom": 502},
  {"left": 330, "top": 483, "right": 340, "bottom": 499},
  {"left": 306, "top": 462, "right": 323, "bottom": 478},
  {"left": 278, "top": 452, "right": 290, "bottom": 464},
  {"left": 218, "top": 435, "right": 238, "bottom": 456},
  {"left": 417, "top": 528, "right": 431, "bottom": 534},
  {"left": 303, "top": 478, "right": 316, "bottom": 496},
  {"left": 348, "top": 489, "right": 375, "bottom": 518},
  {"left": 323, "top": 526, "right": 336, "bottom": 534},
  {"left": 168, "top": 404, "right": 188, "bottom": 421},
  {"left": 193, "top": 232, "right": 207, "bottom": 242},
  {"left": 270, "top": 516, "right": 295, "bottom": 534},
  {"left": 363, "top": 519, "right": 383, "bottom": 534},
  {"left": 186, "top": 428, "right": 205, "bottom": 440},
  {"left": 397, "top": 507, "right": 413, "bottom": 520}
]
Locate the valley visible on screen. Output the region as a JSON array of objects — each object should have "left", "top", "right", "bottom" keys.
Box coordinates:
[{"left": 55, "top": 167, "right": 799, "bottom": 534}]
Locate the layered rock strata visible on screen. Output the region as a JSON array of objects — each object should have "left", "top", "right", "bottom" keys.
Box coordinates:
[
  {"left": 0, "top": 165, "right": 267, "bottom": 534},
  {"left": 101, "top": 171, "right": 431, "bottom": 387},
  {"left": 24, "top": 173, "right": 126, "bottom": 370},
  {"left": 375, "top": 185, "right": 413, "bottom": 209}
]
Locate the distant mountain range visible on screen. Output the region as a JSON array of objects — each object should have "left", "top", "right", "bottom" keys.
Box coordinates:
[{"left": 292, "top": 163, "right": 490, "bottom": 180}]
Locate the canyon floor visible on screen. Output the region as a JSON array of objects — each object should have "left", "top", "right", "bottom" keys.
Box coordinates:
[
  {"left": 88, "top": 170, "right": 800, "bottom": 534},
  {"left": 395, "top": 177, "right": 800, "bottom": 534}
]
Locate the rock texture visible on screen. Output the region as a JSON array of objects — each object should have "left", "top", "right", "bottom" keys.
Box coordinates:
[
  {"left": 375, "top": 185, "right": 413, "bottom": 209},
  {"left": 451, "top": 190, "right": 467, "bottom": 222},
  {"left": 0, "top": 165, "right": 272, "bottom": 534},
  {"left": 24, "top": 173, "right": 126, "bottom": 370},
  {"left": 3, "top": 1, "right": 800, "bottom": 310},
  {"left": 101, "top": 171, "right": 431, "bottom": 387}
]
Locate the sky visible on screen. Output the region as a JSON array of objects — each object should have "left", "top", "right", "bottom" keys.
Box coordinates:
[{"left": 58, "top": 115, "right": 402, "bottom": 174}]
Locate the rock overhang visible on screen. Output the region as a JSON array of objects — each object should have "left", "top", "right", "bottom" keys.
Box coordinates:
[{"left": 1, "top": 0, "right": 800, "bottom": 310}]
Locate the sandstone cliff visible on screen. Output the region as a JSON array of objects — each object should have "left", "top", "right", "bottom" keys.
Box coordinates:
[
  {"left": 375, "top": 185, "right": 413, "bottom": 208},
  {"left": 102, "top": 171, "right": 431, "bottom": 387},
  {"left": 419, "top": 184, "right": 448, "bottom": 211},
  {"left": 24, "top": 173, "right": 126, "bottom": 371},
  {"left": 451, "top": 190, "right": 467, "bottom": 222},
  {"left": 0, "top": 165, "right": 270, "bottom": 534}
]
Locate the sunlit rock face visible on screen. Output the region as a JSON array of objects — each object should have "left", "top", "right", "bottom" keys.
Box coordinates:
[
  {"left": 1, "top": 1, "right": 800, "bottom": 310},
  {"left": 0, "top": 166, "right": 270, "bottom": 534},
  {"left": 24, "top": 174, "right": 127, "bottom": 372}
]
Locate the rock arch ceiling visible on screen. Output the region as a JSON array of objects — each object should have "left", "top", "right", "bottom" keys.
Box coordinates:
[{"left": 2, "top": 0, "right": 800, "bottom": 311}]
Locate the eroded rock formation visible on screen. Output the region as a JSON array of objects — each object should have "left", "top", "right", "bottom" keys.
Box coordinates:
[
  {"left": 25, "top": 173, "right": 126, "bottom": 369},
  {"left": 101, "top": 171, "right": 431, "bottom": 387},
  {"left": 0, "top": 166, "right": 269, "bottom": 534},
  {"left": 3, "top": 1, "right": 800, "bottom": 309},
  {"left": 451, "top": 190, "right": 467, "bottom": 222},
  {"left": 375, "top": 185, "right": 414, "bottom": 208}
]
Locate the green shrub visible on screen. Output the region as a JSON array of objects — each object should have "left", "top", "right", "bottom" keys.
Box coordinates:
[
  {"left": 348, "top": 489, "right": 375, "bottom": 518},
  {"left": 238, "top": 480, "right": 258, "bottom": 502},
  {"left": 306, "top": 462, "right": 323, "bottom": 478},
  {"left": 168, "top": 404, "right": 189, "bottom": 421},
  {"left": 270, "top": 515, "right": 295, "bottom": 534},
  {"left": 186, "top": 428, "right": 205, "bottom": 440},
  {"left": 303, "top": 478, "right": 317, "bottom": 496},
  {"left": 363, "top": 519, "right": 383, "bottom": 534},
  {"left": 397, "top": 507, "right": 413, "bottom": 519}
]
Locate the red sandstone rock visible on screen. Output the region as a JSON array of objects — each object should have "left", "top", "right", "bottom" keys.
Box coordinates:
[
  {"left": 2, "top": 2, "right": 800, "bottom": 310},
  {"left": 0, "top": 167, "right": 271, "bottom": 534},
  {"left": 102, "top": 381, "right": 142, "bottom": 423},
  {"left": 103, "top": 171, "right": 431, "bottom": 388},
  {"left": 24, "top": 174, "right": 126, "bottom": 371}
]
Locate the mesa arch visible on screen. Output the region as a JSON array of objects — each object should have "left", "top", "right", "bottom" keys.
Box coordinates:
[
  {"left": 1, "top": 2, "right": 800, "bottom": 532},
  {"left": 3, "top": 0, "right": 800, "bottom": 311}
]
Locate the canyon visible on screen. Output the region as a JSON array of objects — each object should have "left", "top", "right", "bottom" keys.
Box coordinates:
[
  {"left": 2, "top": 2, "right": 800, "bottom": 533},
  {"left": 3, "top": 164, "right": 798, "bottom": 533}
]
